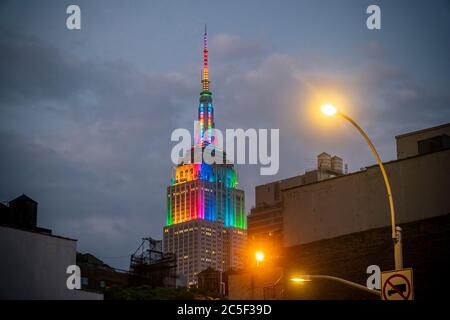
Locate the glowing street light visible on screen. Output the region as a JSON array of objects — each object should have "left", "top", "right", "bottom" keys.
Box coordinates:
[
  {"left": 290, "top": 275, "right": 380, "bottom": 296},
  {"left": 320, "top": 103, "right": 337, "bottom": 116},
  {"left": 255, "top": 251, "right": 265, "bottom": 267},
  {"left": 290, "top": 277, "right": 312, "bottom": 283},
  {"left": 320, "top": 103, "right": 403, "bottom": 270}
]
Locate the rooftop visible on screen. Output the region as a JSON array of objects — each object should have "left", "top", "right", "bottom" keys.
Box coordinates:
[{"left": 395, "top": 122, "right": 450, "bottom": 139}]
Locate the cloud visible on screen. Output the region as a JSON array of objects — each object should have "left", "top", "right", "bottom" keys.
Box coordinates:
[
  {"left": 0, "top": 27, "right": 195, "bottom": 268},
  {"left": 355, "top": 62, "right": 450, "bottom": 134},
  {"left": 211, "top": 33, "right": 265, "bottom": 61},
  {"left": 358, "top": 41, "right": 386, "bottom": 61}
]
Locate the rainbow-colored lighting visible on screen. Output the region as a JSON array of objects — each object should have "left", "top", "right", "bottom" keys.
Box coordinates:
[
  {"left": 201, "top": 25, "right": 210, "bottom": 93},
  {"left": 166, "top": 161, "right": 245, "bottom": 229},
  {"left": 197, "top": 25, "right": 214, "bottom": 144},
  {"left": 166, "top": 26, "right": 246, "bottom": 230}
]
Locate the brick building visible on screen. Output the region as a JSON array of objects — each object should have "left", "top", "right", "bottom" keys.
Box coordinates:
[
  {"left": 234, "top": 123, "right": 450, "bottom": 299},
  {"left": 247, "top": 153, "right": 345, "bottom": 266}
]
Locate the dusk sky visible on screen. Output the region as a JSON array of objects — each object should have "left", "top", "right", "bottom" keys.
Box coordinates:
[{"left": 1, "top": 0, "right": 449, "bottom": 269}]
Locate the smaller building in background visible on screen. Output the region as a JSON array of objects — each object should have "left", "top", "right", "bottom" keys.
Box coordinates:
[
  {"left": 77, "top": 237, "right": 182, "bottom": 292},
  {"left": 76, "top": 253, "right": 128, "bottom": 292},
  {"left": 196, "top": 267, "right": 226, "bottom": 295},
  {"left": 247, "top": 153, "right": 346, "bottom": 266},
  {"left": 130, "top": 237, "right": 178, "bottom": 288},
  {"left": 396, "top": 122, "right": 450, "bottom": 159}
]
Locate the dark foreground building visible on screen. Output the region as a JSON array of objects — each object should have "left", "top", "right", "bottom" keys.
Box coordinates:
[
  {"left": 78, "top": 237, "right": 179, "bottom": 292},
  {"left": 0, "top": 194, "right": 102, "bottom": 299},
  {"left": 77, "top": 253, "right": 129, "bottom": 292},
  {"left": 282, "top": 123, "right": 450, "bottom": 299},
  {"left": 130, "top": 237, "right": 177, "bottom": 288},
  {"left": 196, "top": 267, "right": 226, "bottom": 295},
  {"left": 233, "top": 123, "right": 450, "bottom": 299}
]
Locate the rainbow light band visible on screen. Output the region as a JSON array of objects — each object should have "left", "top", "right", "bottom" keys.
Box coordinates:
[{"left": 166, "top": 162, "right": 245, "bottom": 228}]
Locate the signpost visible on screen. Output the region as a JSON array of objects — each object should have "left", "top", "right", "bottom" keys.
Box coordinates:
[{"left": 381, "top": 268, "right": 414, "bottom": 300}]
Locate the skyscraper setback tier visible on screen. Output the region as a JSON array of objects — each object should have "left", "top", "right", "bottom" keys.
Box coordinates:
[
  {"left": 166, "top": 162, "right": 245, "bottom": 228},
  {"left": 163, "top": 26, "right": 247, "bottom": 286}
]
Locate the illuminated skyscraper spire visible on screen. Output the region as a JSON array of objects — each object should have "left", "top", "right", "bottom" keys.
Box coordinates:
[
  {"left": 197, "top": 25, "right": 214, "bottom": 144},
  {"left": 201, "top": 24, "right": 210, "bottom": 92},
  {"left": 164, "top": 27, "right": 247, "bottom": 285}
]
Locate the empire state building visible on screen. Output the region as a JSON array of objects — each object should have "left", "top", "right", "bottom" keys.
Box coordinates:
[{"left": 163, "top": 27, "right": 247, "bottom": 286}]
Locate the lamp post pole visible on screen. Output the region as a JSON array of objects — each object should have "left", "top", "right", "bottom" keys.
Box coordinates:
[
  {"left": 291, "top": 275, "right": 381, "bottom": 297},
  {"left": 337, "top": 111, "right": 403, "bottom": 270}
]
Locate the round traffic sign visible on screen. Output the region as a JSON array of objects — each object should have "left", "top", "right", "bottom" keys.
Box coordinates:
[{"left": 382, "top": 273, "right": 411, "bottom": 300}]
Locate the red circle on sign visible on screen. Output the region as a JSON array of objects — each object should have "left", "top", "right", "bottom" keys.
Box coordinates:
[{"left": 382, "top": 274, "right": 411, "bottom": 300}]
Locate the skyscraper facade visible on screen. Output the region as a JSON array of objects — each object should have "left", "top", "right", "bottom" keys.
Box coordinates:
[{"left": 163, "top": 27, "right": 247, "bottom": 286}]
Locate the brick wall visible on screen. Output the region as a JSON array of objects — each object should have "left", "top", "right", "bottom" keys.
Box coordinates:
[{"left": 283, "top": 214, "right": 450, "bottom": 299}]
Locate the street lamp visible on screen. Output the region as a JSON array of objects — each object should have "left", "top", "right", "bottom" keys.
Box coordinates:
[
  {"left": 255, "top": 251, "right": 265, "bottom": 267},
  {"left": 290, "top": 277, "right": 311, "bottom": 283},
  {"left": 290, "top": 275, "right": 381, "bottom": 297},
  {"left": 320, "top": 104, "right": 403, "bottom": 270},
  {"left": 320, "top": 103, "right": 337, "bottom": 116}
]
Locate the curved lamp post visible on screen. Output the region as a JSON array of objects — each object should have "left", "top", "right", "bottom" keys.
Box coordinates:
[
  {"left": 290, "top": 275, "right": 381, "bottom": 297},
  {"left": 320, "top": 104, "right": 403, "bottom": 270}
]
